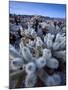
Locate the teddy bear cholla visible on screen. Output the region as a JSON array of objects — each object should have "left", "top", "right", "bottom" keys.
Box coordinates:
[{"left": 9, "top": 32, "right": 66, "bottom": 87}]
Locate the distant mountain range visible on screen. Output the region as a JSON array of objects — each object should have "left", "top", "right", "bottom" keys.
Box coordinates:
[{"left": 9, "top": 13, "right": 65, "bottom": 21}]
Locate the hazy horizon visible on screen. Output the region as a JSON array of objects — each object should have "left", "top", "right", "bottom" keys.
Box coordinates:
[{"left": 9, "top": 1, "right": 66, "bottom": 18}]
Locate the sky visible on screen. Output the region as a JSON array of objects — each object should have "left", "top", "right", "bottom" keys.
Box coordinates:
[{"left": 9, "top": 1, "right": 66, "bottom": 18}]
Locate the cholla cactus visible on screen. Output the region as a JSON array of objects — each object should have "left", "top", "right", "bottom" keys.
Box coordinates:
[
  {"left": 25, "top": 73, "right": 37, "bottom": 87},
  {"left": 19, "top": 25, "right": 24, "bottom": 36},
  {"left": 46, "top": 58, "right": 59, "bottom": 69},
  {"left": 24, "top": 29, "right": 30, "bottom": 36},
  {"left": 25, "top": 62, "right": 36, "bottom": 74},
  {"left": 52, "top": 73, "right": 61, "bottom": 85},
  {"left": 10, "top": 58, "right": 23, "bottom": 71},
  {"left": 19, "top": 39, "right": 24, "bottom": 49},
  {"left": 39, "top": 22, "right": 49, "bottom": 29},
  {"left": 9, "top": 44, "right": 21, "bottom": 58},
  {"left": 36, "top": 69, "right": 62, "bottom": 86},
  {"left": 30, "top": 28, "right": 37, "bottom": 38},
  {"left": 44, "top": 73, "right": 61, "bottom": 86},
  {"left": 44, "top": 76, "right": 55, "bottom": 86},
  {"left": 35, "top": 57, "right": 46, "bottom": 69},
  {"left": 21, "top": 46, "right": 33, "bottom": 62},
  {"left": 10, "top": 23, "right": 66, "bottom": 88},
  {"left": 28, "top": 39, "right": 35, "bottom": 47},
  {"left": 25, "top": 27, "right": 37, "bottom": 38},
  {"left": 44, "top": 33, "right": 54, "bottom": 49},
  {"left": 53, "top": 50, "right": 66, "bottom": 63},
  {"left": 43, "top": 48, "right": 52, "bottom": 60},
  {"left": 53, "top": 33, "right": 66, "bottom": 50},
  {"left": 36, "top": 36, "right": 43, "bottom": 47}
]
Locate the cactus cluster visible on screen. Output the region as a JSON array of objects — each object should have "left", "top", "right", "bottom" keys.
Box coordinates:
[{"left": 9, "top": 16, "right": 66, "bottom": 89}]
